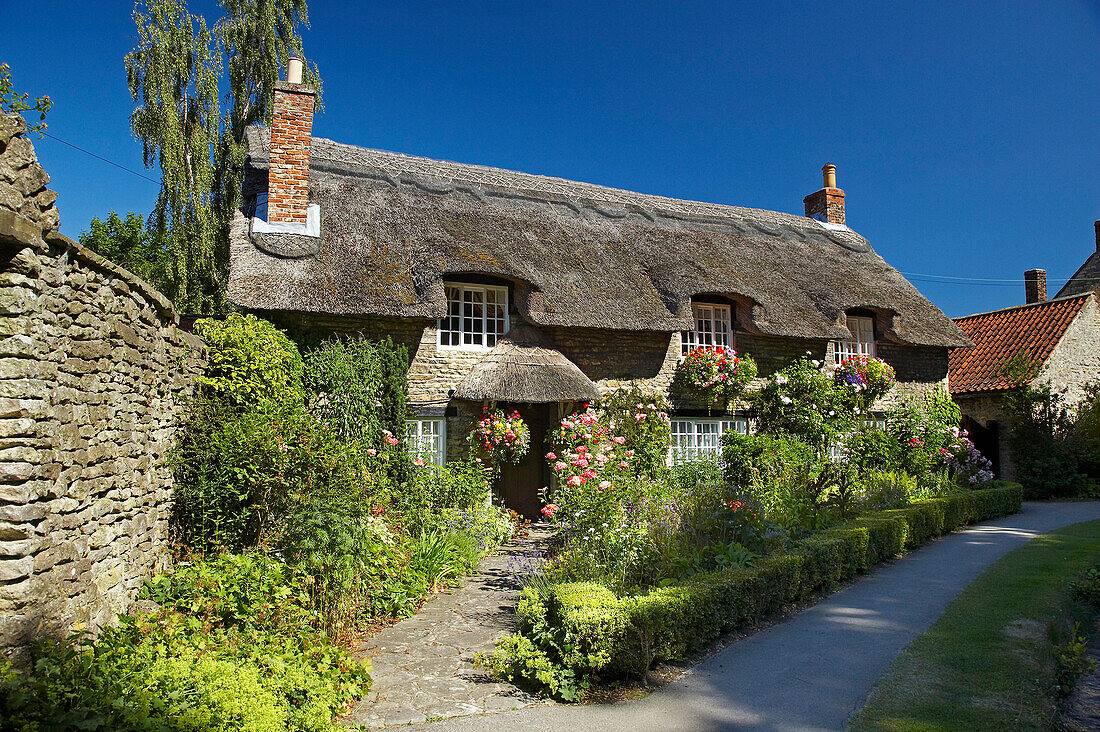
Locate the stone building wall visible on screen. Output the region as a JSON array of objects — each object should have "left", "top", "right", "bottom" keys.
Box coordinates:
[
  {"left": 0, "top": 114, "right": 205, "bottom": 659},
  {"left": 269, "top": 297, "right": 951, "bottom": 467},
  {"left": 1039, "top": 295, "right": 1100, "bottom": 407}
]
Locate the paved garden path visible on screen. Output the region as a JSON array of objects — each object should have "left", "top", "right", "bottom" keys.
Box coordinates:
[
  {"left": 400, "top": 501, "right": 1100, "bottom": 732},
  {"left": 343, "top": 528, "right": 551, "bottom": 728}
]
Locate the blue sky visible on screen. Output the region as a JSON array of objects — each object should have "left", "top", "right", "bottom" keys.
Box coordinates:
[{"left": 6, "top": 1, "right": 1100, "bottom": 317}]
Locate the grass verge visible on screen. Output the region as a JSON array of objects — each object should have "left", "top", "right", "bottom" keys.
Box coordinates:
[{"left": 849, "top": 518, "right": 1100, "bottom": 731}]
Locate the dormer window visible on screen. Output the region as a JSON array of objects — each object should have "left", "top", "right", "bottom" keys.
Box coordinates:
[
  {"left": 438, "top": 283, "right": 509, "bottom": 349},
  {"left": 682, "top": 302, "right": 733, "bottom": 355},
  {"left": 833, "top": 313, "right": 875, "bottom": 364}
]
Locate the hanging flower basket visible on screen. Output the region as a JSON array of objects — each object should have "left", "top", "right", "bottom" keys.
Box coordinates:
[
  {"left": 469, "top": 408, "right": 531, "bottom": 466},
  {"left": 677, "top": 347, "right": 758, "bottom": 405},
  {"left": 833, "top": 356, "right": 896, "bottom": 404}
]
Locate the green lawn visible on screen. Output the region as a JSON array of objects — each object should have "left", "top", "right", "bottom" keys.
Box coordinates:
[{"left": 850, "top": 518, "right": 1100, "bottom": 732}]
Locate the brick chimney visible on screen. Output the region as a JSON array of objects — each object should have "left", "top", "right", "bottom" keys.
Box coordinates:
[
  {"left": 803, "top": 164, "right": 845, "bottom": 225},
  {"left": 1024, "top": 269, "right": 1047, "bottom": 304},
  {"left": 268, "top": 58, "right": 316, "bottom": 224}
]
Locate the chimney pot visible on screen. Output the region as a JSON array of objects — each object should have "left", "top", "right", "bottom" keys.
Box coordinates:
[
  {"left": 803, "top": 163, "right": 845, "bottom": 225},
  {"left": 1024, "top": 269, "right": 1047, "bottom": 304},
  {"left": 287, "top": 57, "right": 303, "bottom": 85}
]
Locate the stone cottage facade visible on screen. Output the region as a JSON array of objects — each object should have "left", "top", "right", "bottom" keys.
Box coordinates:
[
  {"left": 228, "top": 65, "right": 970, "bottom": 516},
  {"left": 950, "top": 247, "right": 1100, "bottom": 480}
]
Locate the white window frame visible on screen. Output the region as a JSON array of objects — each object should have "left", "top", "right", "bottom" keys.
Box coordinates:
[
  {"left": 438, "top": 283, "right": 510, "bottom": 350},
  {"left": 669, "top": 417, "right": 749, "bottom": 465},
  {"left": 406, "top": 418, "right": 447, "bottom": 466},
  {"left": 682, "top": 302, "right": 734, "bottom": 355},
  {"left": 833, "top": 314, "right": 875, "bottom": 365}
]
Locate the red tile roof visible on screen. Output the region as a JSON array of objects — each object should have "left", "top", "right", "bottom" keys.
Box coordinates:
[{"left": 949, "top": 294, "right": 1092, "bottom": 394}]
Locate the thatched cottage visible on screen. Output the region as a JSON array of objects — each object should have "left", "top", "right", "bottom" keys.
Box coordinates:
[
  {"left": 228, "top": 63, "right": 970, "bottom": 516},
  {"left": 950, "top": 229, "right": 1100, "bottom": 480}
]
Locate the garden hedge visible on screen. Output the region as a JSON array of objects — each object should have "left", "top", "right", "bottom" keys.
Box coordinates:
[{"left": 519, "top": 482, "right": 1023, "bottom": 678}]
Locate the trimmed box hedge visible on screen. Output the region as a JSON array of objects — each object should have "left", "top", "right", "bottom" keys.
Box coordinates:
[{"left": 518, "top": 483, "right": 1023, "bottom": 679}]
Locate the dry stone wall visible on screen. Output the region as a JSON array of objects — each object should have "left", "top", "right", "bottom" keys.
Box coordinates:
[{"left": 0, "top": 114, "right": 205, "bottom": 660}]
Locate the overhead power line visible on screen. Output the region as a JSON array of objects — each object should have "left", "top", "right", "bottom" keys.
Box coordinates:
[{"left": 41, "top": 131, "right": 161, "bottom": 185}]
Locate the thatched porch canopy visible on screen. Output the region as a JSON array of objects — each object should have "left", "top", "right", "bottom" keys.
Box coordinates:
[
  {"left": 229, "top": 128, "right": 970, "bottom": 348},
  {"left": 452, "top": 328, "right": 598, "bottom": 403}
]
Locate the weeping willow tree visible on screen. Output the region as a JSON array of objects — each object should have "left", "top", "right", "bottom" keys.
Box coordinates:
[
  {"left": 215, "top": 0, "right": 321, "bottom": 243},
  {"left": 125, "top": 0, "right": 319, "bottom": 315}
]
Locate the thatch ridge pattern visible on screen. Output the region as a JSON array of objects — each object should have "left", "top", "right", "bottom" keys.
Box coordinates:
[{"left": 228, "top": 127, "right": 970, "bottom": 347}]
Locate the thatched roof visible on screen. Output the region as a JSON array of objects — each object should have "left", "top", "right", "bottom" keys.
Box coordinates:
[
  {"left": 228, "top": 128, "right": 970, "bottom": 347},
  {"left": 451, "top": 326, "right": 598, "bottom": 403}
]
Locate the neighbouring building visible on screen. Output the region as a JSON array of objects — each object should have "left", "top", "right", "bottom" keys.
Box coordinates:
[
  {"left": 228, "top": 62, "right": 970, "bottom": 516},
  {"left": 949, "top": 231, "right": 1100, "bottom": 480}
]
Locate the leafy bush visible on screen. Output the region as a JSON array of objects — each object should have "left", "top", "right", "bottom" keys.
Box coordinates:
[
  {"left": 303, "top": 336, "right": 412, "bottom": 485},
  {"left": 0, "top": 554, "right": 371, "bottom": 732},
  {"left": 753, "top": 355, "right": 854, "bottom": 446},
  {"left": 598, "top": 386, "right": 673, "bottom": 479},
  {"left": 1004, "top": 383, "right": 1087, "bottom": 498},
  {"left": 194, "top": 314, "right": 305, "bottom": 409}
]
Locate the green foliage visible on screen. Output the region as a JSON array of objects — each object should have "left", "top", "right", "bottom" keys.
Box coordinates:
[
  {"left": 1004, "top": 383, "right": 1087, "bottom": 499},
  {"left": 79, "top": 211, "right": 172, "bottom": 293},
  {"left": 1076, "top": 382, "right": 1100, "bottom": 482},
  {"left": 0, "top": 553, "right": 370, "bottom": 732},
  {"left": 302, "top": 336, "right": 412, "bottom": 485},
  {"left": 195, "top": 314, "right": 305, "bottom": 408},
  {"left": 0, "top": 62, "right": 51, "bottom": 135},
  {"left": 753, "top": 355, "right": 855, "bottom": 446},
  {"left": 484, "top": 485, "right": 1023, "bottom": 693},
  {"left": 599, "top": 386, "right": 672, "bottom": 479}
]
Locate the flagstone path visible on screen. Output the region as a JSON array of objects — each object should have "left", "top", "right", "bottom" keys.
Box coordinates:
[{"left": 342, "top": 528, "right": 552, "bottom": 728}]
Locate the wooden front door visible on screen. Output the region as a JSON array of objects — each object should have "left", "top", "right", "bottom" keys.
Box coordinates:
[{"left": 497, "top": 403, "right": 551, "bottom": 518}]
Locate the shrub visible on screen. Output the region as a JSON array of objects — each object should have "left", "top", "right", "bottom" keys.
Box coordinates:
[
  {"left": 753, "top": 355, "right": 855, "bottom": 446},
  {"left": 194, "top": 314, "right": 304, "bottom": 409},
  {"left": 303, "top": 335, "right": 412, "bottom": 486},
  {"left": 598, "top": 386, "right": 673, "bottom": 479},
  {"left": 0, "top": 554, "right": 372, "bottom": 732},
  {"left": 1005, "top": 383, "right": 1088, "bottom": 498}
]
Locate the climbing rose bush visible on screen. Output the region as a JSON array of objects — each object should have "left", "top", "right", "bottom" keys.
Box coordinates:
[
  {"left": 833, "top": 356, "right": 896, "bottom": 404},
  {"left": 469, "top": 408, "right": 530, "bottom": 466},
  {"left": 677, "top": 347, "right": 758, "bottom": 404}
]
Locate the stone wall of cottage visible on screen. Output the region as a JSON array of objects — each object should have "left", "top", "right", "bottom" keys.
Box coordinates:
[
  {"left": 1039, "top": 295, "right": 1100, "bottom": 406},
  {"left": 0, "top": 114, "right": 206, "bottom": 660},
  {"left": 269, "top": 300, "right": 951, "bottom": 467}
]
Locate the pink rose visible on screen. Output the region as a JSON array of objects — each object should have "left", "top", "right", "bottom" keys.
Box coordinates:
[
  {"left": 541, "top": 503, "right": 558, "bottom": 518},
  {"left": 554, "top": 461, "right": 567, "bottom": 471},
  {"left": 567, "top": 475, "right": 583, "bottom": 487},
  {"left": 612, "top": 436, "right": 626, "bottom": 445},
  {"left": 625, "top": 450, "right": 635, "bottom": 457},
  {"left": 413, "top": 458, "right": 425, "bottom": 467},
  {"left": 545, "top": 451, "right": 557, "bottom": 460},
  {"left": 581, "top": 469, "right": 597, "bottom": 480}
]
